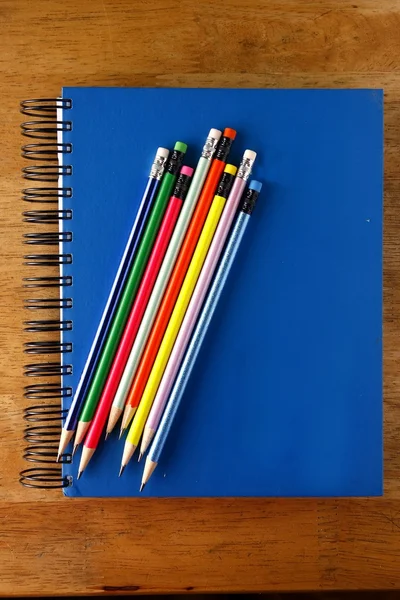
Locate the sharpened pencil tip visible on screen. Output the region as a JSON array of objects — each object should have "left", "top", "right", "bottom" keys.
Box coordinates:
[
  {"left": 119, "top": 465, "right": 125, "bottom": 477},
  {"left": 119, "top": 429, "right": 125, "bottom": 440},
  {"left": 138, "top": 452, "right": 143, "bottom": 462},
  {"left": 105, "top": 432, "right": 109, "bottom": 441},
  {"left": 72, "top": 444, "right": 79, "bottom": 457},
  {"left": 77, "top": 470, "right": 83, "bottom": 480},
  {"left": 140, "top": 483, "right": 145, "bottom": 492},
  {"left": 56, "top": 453, "right": 61, "bottom": 463}
]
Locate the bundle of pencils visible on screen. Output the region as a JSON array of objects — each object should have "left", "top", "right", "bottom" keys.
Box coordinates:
[{"left": 57, "top": 127, "right": 262, "bottom": 489}]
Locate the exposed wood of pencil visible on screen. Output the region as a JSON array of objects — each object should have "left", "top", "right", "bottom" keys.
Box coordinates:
[
  {"left": 139, "top": 427, "right": 156, "bottom": 456},
  {"left": 78, "top": 447, "right": 96, "bottom": 475},
  {"left": 141, "top": 457, "right": 158, "bottom": 488},
  {"left": 74, "top": 420, "right": 91, "bottom": 448},
  {"left": 120, "top": 442, "right": 137, "bottom": 471},
  {"left": 120, "top": 404, "right": 137, "bottom": 433},
  {"left": 57, "top": 428, "right": 74, "bottom": 459},
  {"left": 106, "top": 405, "right": 123, "bottom": 435}
]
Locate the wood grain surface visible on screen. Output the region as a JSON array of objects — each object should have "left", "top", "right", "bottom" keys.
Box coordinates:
[{"left": 0, "top": 0, "right": 398, "bottom": 595}]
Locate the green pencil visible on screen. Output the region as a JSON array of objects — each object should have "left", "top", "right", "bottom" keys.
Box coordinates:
[{"left": 74, "top": 141, "right": 187, "bottom": 449}]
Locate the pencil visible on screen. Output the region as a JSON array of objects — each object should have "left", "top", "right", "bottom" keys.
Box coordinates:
[
  {"left": 120, "top": 129, "right": 236, "bottom": 435},
  {"left": 77, "top": 166, "right": 194, "bottom": 474},
  {"left": 119, "top": 164, "right": 238, "bottom": 472},
  {"left": 140, "top": 181, "right": 262, "bottom": 486},
  {"left": 57, "top": 147, "right": 169, "bottom": 459},
  {"left": 139, "top": 151, "right": 257, "bottom": 456},
  {"left": 106, "top": 128, "right": 222, "bottom": 435},
  {"left": 73, "top": 142, "right": 187, "bottom": 451}
]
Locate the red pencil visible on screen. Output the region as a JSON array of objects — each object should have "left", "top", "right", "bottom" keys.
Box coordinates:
[
  {"left": 120, "top": 128, "right": 236, "bottom": 433},
  {"left": 78, "top": 166, "right": 193, "bottom": 474}
]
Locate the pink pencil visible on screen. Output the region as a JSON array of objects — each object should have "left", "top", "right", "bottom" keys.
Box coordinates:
[{"left": 139, "top": 150, "right": 257, "bottom": 457}]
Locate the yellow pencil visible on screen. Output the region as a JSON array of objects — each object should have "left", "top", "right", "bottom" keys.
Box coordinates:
[{"left": 119, "top": 164, "right": 238, "bottom": 474}]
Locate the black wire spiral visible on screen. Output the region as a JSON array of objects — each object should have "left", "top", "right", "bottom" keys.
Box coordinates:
[{"left": 20, "top": 98, "right": 73, "bottom": 489}]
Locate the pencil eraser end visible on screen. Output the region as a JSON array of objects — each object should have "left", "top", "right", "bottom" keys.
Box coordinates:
[
  {"left": 224, "top": 164, "right": 237, "bottom": 176},
  {"left": 174, "top": 141, "right": 187, "bottom": 153},
  {"left": 223, "top": 128, "right": 237, "bottom": 140},
  {"left": 157, "top": 147, "right": 169, "bottom": 159},
  {"left": 180, "top": 165, "right": 194, "bottom": 177},
  {"left": 244, "top": 149, "right": 257, "bottom": 161},
  {"left": 249, "top": 180, "right": 262, "bottom": 193},
  {"left": 209, "top": 128, "right": 222, "bottom": 140}
]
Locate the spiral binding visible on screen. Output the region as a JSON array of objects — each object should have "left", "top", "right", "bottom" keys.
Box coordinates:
[{"left": 20, "top": 98, "right": 73, "bottom": 489}]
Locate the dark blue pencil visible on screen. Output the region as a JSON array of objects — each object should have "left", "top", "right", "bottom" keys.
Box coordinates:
[{"left": 57, "top": 147, "right": 170, "bottom": 459}]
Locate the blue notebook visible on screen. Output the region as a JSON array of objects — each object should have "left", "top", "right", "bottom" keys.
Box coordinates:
[{"left": 59, "top": 87, "right": 383, "bottom": 497}]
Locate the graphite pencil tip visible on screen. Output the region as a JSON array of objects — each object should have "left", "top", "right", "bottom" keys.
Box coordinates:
[
  {"left": 77, "top": 470, "right": 83, "bottom": 480},
  {"left": 119, "top": 428, "right": 125, "bottom": 440},
  {"left": 139, "top": 483, "right": 146, "bottom": 492},
  {"left": 105, "top": 431, "right": 109, "bottom": 441},
  {"left": 72, "top": 444, "right": 79, "bottom": 457},
  {"left": 119, "top": 465, "right": 125, "bottom": 478},
  {"left": 138, "top": 452, "right": 143, "bottom": 463},
  {"left": 56, "top": 453, "right": 61, "bottom": 463}
]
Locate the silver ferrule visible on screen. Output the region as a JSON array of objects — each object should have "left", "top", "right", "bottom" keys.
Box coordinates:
[
  {"left": 237, "top": 155, "right": 255, "bottom": 181},
  {"left": 201, "top": 135, "right": 220, "bottom": 160},
  {"left": 150, "top": 154, "right": 168, "bottom": 180}
]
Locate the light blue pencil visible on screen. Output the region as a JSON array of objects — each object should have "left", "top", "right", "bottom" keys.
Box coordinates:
[{"left": 140, "top": 180, "right": 262, "bottom": 490}]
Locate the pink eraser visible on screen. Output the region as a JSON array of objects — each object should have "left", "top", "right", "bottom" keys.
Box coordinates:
[{"left": 180, "top": 165, "right": 194, "bottom": 177}]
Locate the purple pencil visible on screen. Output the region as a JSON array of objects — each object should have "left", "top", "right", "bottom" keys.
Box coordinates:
[{"left": 139, "top": 149, "right": 257, "bottom": 457}]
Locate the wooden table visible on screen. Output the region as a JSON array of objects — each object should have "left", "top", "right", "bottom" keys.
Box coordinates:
[{"left": 0, "top": 0, "right": 398, "bottom": 595}]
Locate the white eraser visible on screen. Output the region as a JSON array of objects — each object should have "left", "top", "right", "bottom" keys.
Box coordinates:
[
  {"left": 244, "top": 149, "right": 257, "bottom": 161},
  {"left": 209, "top": 128, "right": 222, "bottom": 140},
  {"left": 157, "top": 147, "right": 170, "bottom": 159}
]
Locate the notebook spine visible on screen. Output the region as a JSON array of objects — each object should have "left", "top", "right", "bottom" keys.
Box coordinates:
[{"left": 20, "top": 98, "right": 73, "bottom": 489}]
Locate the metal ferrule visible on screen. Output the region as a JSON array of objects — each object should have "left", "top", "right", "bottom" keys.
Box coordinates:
[
  {"left": 216, "top": 171, "right": 236, "bottom": 199},
  {"left": 240, "top": 187, "right": 260, "bottom": 215},
  {"left": 237, "top": 155, "right": 255, "bottom": 181},
  {"left": 172, "top": 172, "right": 192, "bottom": 201},
  {"left": 201, "top": 135, "right": 220, "bottom": 161},
  {"left": 150, "top": 154, "right": 168, "bottom": 180}
]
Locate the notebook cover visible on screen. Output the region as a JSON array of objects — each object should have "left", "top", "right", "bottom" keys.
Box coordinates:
[{"left": 60, "top": 87, "right": 383, "bottom": 498}]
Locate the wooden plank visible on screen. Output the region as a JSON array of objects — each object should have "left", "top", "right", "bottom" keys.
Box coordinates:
[{"left": 0, "top": 0, "right": 397, "bottom": 594}]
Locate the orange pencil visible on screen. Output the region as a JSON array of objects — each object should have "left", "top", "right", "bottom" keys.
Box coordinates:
[{"left": 120, "top": 128, "right": 236, "bottom": 433}]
